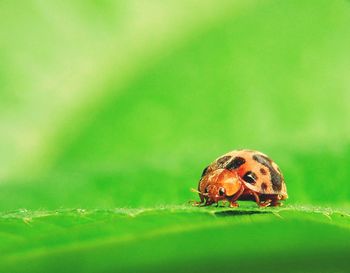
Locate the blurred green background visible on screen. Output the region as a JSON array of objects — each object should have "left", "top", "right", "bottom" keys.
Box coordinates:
[{"left": 1, "top": 0, "right": 350, "bottom": 272}]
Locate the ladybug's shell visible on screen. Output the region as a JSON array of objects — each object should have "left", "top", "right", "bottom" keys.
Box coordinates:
[{"left": 202, "top": 150, "right": 288, "bottom": 198}]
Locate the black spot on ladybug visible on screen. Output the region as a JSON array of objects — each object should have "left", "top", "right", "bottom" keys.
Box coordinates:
[
  {"left": 217, "top": 156, "right": 231, "bottom": 167},
  {"left": 253, "top": 154, "right": 282, "bottom": 191},
  {"left": 226, "top": 156, "right": 246, "bottom": 170},
  {"left": 201, "top": 166, "right": 209, "bottom": 177},
  {"left": 261, "top": 182, "right": 268, "bottom": 191},
  {"left": 260, "top": 168, "right": 267, "bottom": 175},
  {"left": 242, "top": 171, "right": 257, "bottom": 184}
]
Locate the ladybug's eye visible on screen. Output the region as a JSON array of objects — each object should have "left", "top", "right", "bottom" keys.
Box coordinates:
[{"left": 218, "top": 187, "right": 225, "bottom": 196}]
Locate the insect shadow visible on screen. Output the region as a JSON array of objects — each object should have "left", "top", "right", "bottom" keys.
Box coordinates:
[{"left": 215, "top": 210, "right": 272, "bottom": 217}]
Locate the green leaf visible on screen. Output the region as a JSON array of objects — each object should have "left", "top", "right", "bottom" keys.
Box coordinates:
[{"left": 1, "top": 206, "right": 350, "bottom": 272}]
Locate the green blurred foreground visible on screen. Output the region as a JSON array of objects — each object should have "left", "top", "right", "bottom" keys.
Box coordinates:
[
  {"left": 1, "top": 207, "right": 349, "bottom": 273},
  {"left": 0, "top": 0, "right": 350, "bottom": 272}
]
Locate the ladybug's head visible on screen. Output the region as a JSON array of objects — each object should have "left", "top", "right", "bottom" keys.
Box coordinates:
[{"left": 199, "top": 169, "right": 242, "bottom": 203}]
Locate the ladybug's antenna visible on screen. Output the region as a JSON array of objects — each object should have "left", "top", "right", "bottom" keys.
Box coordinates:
[{"left": 191, "top": 188, "right": 208, "bottom": 196}]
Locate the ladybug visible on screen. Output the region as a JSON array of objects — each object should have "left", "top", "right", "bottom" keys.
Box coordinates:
[{"left": 193, "top": 149, "right": 288, "bottom": 207}]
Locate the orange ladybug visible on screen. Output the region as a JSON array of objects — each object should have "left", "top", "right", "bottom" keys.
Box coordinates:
[{"left": 194, "top": 149, "right": 288, "bottom": 207}]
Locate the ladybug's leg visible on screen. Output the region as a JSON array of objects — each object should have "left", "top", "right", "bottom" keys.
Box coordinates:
[
  {"left": 229, "top": 202, "right": 239, "bottom": 208},
  {"left": 199, "top": 194, "right": 204, "bottom": 203},
  {"left": 251, "top": 191, "right": 271, "bottom": 207},
  {"left": 228, "top": 185, "right": 245, "bottom": 208},
  {"left": 270, "top": 195, "right": 283, "bottom": 207},
  {"left": 261, "top": 199, "right": 272, "bottom": 207},
  {"left": 205, "top": 198, "right": 214, "bottom": 206}
]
